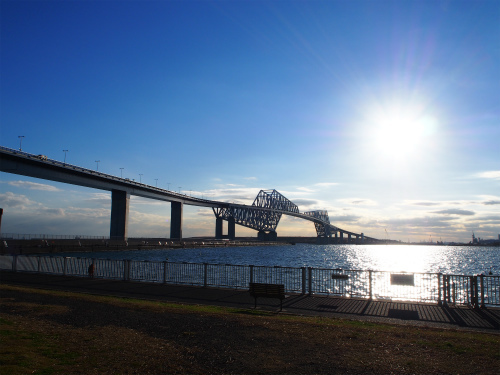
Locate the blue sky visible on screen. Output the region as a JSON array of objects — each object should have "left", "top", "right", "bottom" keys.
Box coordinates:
[{"left": 1, "top": 0, "right": 499, "bottom": 243}]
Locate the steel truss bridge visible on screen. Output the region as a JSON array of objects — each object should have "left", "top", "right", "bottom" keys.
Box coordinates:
[{"left": 0, "top": 146, "right": 376, "bottom": 242}]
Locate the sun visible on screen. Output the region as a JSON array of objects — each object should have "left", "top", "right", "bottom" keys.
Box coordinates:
[{"left": 367, "top": 101, "right": 437, "bottom": 159}]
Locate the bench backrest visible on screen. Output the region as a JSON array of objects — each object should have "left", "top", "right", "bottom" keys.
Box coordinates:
[{"left": 249, "top": 282, "right": 285, "bottom": 298}]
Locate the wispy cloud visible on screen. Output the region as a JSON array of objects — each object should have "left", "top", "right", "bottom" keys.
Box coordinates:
[
  {"left": 314, "top": 182, "right": 339, "bottom": 188},
  {"left": 294, "top": 198, "right": 321, "bottom": 208},
  {"left": 3, "top": 180, "right": 61, "bottom": 191},
  {"left": 296, "top": 187, "right": 315, "bottom": 193},
  {"left": 408, "top": 201, "right": 441, "bottom": 207},
  {"left": 483, "top": 200, "right": 500, "bottom": 206},
  {"left": 476, "top": 171, "right": 500, "bottom": 180},
  {"left": 338, "top": 198, "right": 377, "bottom": 206},
  {"left": 432, "top": 209, "right": 475, "bottom": 216}
]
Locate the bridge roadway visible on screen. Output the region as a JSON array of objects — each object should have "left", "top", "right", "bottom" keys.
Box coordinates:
[{"left": 0, "top": 146, "right": 372, "bottom": 242}]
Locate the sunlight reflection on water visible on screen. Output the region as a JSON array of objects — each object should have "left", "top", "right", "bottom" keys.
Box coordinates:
[{"left": 60, "top": 244, "right": 498, "bottom": 275}]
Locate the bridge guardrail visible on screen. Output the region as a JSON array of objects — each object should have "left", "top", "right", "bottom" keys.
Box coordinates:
[{"left": 1, "top": 254, "right": 499, "bottom": 307}]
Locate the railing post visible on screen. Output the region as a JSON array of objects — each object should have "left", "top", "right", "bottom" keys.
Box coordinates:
[
  {"left": 437, "top": 273, "right": 442, "bottom": 306},
  {"left": 308, "top": 267, "right": 312, "bottom": 295},
  {"left": 452, "top": 281, "right": 456, "bottom": 305},
  {"left": 63, "top": 257, "right": 68, "bottom": 275},
  {"left": 123, "top": 260, "right": 129, "bottom": 281},
  {"left": 163, "top": 261, "right": 168, "bottom": 284},
  {"left": 479, "top": 274, "right": 485, "bottom": 308},
  {"left": 249, "top": 265, "right": 254, "bottom": 285},
  {"left": 469, "top": 276, "right": 474, "bottom": 307},
  {"left": 301, "top": 267, "right": 306, "bottom": 295},
  {"left": 444, "top": 275, "right": 450, "bottom": 305},
  {"left": 12, "top": 255, "right": 18, "bottom": 272},
  {"left": 37, "top": 255, "right": 41, "bottom": 273},
  {"left": 203, "top": 263, "right": 208, "bottom": 287},
  {"left": 369, "top": 270, "right": 373, "bottom": 300},
  {"left": 472, "top": 275, "right": 479, "bottom": 308}
]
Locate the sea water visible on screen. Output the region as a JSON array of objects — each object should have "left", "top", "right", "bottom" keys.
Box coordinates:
[{"left": 58, "top": 244, "right": 498, "bottom": 275}]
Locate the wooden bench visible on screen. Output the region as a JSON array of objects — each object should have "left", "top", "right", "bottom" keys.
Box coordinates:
[{"left": 249, "top": 282, "right": 286, "bottom": 311}]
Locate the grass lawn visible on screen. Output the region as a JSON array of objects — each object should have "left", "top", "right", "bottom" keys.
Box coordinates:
[{"left": 1, "top": 284, "right": 499, "bottom": 374}]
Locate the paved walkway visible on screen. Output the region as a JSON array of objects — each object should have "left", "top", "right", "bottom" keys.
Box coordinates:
[{"left": 1, "top": 271, "right": 499, "bottom": 333}]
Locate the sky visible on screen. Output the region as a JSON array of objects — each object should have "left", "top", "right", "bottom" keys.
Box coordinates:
[{"left": 1, "top": 0, "right": 499, "bottom": 243}]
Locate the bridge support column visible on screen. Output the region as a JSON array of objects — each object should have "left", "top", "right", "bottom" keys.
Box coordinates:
[
  {"left": 228, "top": 217, "right": 235, "bottom": 240},
  {"left": 348, "top": 234, "right": 352, "bottom": 243},
  {"left": 339, "top": 231, "right": 344, "bottom": 243},
  {"left": 170, "top": 201, "right": 183, "bottom": 240},
  {"left": 258, "top": 231, "right": 277, "bottom": 241},
  {"left": 110, "top": 190, "right": 129, "bottom": 240},
  {"left": 215, "top": 217, "right": 223, "bottom": 239}
]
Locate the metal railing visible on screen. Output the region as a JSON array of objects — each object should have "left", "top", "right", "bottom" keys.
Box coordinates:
[
  {"left": 1, "top": 233, "right": 108, "bottom": 240},
  {"left": 1, "top": 254, "right": 498, "bottom": 307}
]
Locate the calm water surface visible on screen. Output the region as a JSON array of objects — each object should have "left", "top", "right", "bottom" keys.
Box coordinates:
[{"left": 60, "top": 244, "right": 499, "bottom": 275}]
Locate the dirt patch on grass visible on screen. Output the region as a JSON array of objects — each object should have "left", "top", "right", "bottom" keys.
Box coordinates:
[{"left": 1, "top": 285, "right": 499, "bottom": 374}]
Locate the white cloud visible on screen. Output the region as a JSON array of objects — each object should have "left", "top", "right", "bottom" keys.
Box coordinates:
[
  {"left": 476, "top": 171, "right": 500, "bottom": 180},
  {"left": 314, "top": 182, "right": 339, "bottom": 188},
  {"left": 296, "top": 187, "right": 315, "bottom": 193},
  {"left": 3, "top": 180, "right": 61, "bottom": 191},
  {"left": 0, "top": 192, "right": 38, "bottom": 208}
]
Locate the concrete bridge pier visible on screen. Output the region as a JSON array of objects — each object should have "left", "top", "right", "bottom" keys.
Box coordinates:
[
  {"left": 258, "top": 231, "right": 277, "bottom": 241},
  {"left": 215, "top": 217, "right": 235, "bottom": 240},
  {"left": 228, "top": 217, "right": 235, "bottom": 240},
  {"left": 110, "top": 190, "right": 129, "bottom": 240},
  {"left": 170, "top": 201, "right": 183, "bottom": 240},
  {"left": 215, "top": 217, "right": 223, "bottom": 239}
]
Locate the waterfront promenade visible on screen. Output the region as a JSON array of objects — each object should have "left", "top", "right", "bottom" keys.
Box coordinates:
[{"left": 1, "top": 270, "right": 499, "bottom": 333}]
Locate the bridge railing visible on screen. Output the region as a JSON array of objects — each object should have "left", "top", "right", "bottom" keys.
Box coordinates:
[
  {"left": 1, "top": 254, "right": 499, "bottom": 307},
  {"left": 0, "top": 146, "right": 219, "bottom": 205}
]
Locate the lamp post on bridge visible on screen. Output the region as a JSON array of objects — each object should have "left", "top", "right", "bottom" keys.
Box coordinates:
[
  {"left": 120, "top": 168, "right": 124, "bottom": 178},
  {"left": 18, "top": 136, "right": 25, "bottom": 151},
  {"left": 167, "top": 182, "right": 171, "bottom": 190},
  {"left": 95, "top": 160, "right": 100, "bottom": 171},
  {"left": 155, "top": 179, "right": 158, "bottom": 187},
  {"left": 63, "top": 150, "right": 68, "bottom": 164},
  {"left": 139, "top": 174, "right": 143, "bottom": 183},
  {"left": 179, "top": 187, "right": 182, "bottom": 194}
]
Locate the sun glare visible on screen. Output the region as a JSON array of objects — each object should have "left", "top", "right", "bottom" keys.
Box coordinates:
[{"left": 367, "top": 101, "right": 437, "bottom": 159}]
